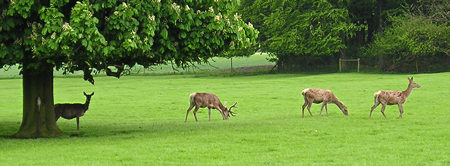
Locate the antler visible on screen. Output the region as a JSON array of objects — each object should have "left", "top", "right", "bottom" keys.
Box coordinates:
[{"left": 228, "top": 102, "right": 238, "bottom": 116}]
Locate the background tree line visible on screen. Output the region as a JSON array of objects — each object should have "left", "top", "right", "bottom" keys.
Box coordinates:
[{"left": 237, "top": 0, "right": 449, "bottom": 72}]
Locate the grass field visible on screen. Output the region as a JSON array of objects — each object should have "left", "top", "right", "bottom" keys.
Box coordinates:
[
  {"left": 0, "top": 56, "right": 449, "bottom": 165},
  {"left": 0, "top": 53, "right": 274, "bottom": 78}
]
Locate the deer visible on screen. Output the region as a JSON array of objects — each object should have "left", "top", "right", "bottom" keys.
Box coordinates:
[
  {"left": 369, "top": 77, "right": 420, "bottom": 118},
  {"left": 301, "top": 88, "right": 348, "bottom": 118},
  {"left": 185, "top": 92, "right": 237, "bottom": 122},
  {"left": 54, "top": 92, "right": 94, "bottom": 130}
]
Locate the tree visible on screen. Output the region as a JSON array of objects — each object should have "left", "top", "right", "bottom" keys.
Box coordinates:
[
  {"left": 238, "top": 0, "right": 362, "bottom": 71},
  {"left": 219, "top": 39, "right": 258, "bottom": 72},
  {"left": 218, "top": 7, "right": 259, "bottom": 71},
  {"left": 0, "top": 0, "right": 258, "bottom": 138},
  {"left": 362, "top": 0, "right": 449, "bottom": 72}
]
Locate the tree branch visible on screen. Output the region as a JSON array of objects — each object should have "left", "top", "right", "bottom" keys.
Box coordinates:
[{"left": 105, "top": 65, "right": 124, "bottom": 78}]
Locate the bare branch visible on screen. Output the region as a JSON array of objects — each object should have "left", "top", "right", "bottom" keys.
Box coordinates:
[{"left": 105, "top": 65, "right": 124, "bottom": 78}]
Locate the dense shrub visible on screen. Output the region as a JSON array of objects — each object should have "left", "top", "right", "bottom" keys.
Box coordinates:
[
  {"left": 363, "top": 1, "right": 449, "bottom": 72},
  {"left": 238, "top": 0, "right": 362, "bottom": 71}
]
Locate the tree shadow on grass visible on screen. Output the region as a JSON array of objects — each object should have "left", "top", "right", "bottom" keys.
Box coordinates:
[
  {"left": 0, "top": 121, "right": 21, "bottom": 138},
  {"left": 0, "top": 119, "right": 252, "bottom": 139},
  {"left": 77, "top": 121, "right": 233, "bottom": 138}
]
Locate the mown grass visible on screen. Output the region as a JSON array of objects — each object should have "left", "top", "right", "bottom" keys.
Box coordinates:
[
  {"left": 0, "top": 67, "right": 449, "bottom": 164},
  {"left": 0, "top": 53, "right": 274, "bottom": 79}
]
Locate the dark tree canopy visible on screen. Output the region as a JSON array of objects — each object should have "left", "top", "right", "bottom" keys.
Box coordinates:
[
  {"left": 0, "top": 0, "right": 258, "bottom": 138},
  {"left": 236, "top": 0, "right": 447, "bottom": 71},
  {"left": 362, "top": 0, "right": 449, "bottom": 72},
  {"left": 237, "top": 0, "right": 362, "bottom": 70},
  {"left": 1, "top": 0, "right": 258, "bottom": 82}
]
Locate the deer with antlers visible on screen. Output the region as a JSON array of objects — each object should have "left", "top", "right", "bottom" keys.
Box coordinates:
[
  {"left": 185, "top": 92, "right": 237, "bottom": 122},
  {"left": 301, "top": 88, "right": 348, "bottom": 117},
  {"left": 54, "top": 92, "right": 94, "bottom": 130},
  {"left": 369, "top": 77, "right": 420, "bottom": 118}
]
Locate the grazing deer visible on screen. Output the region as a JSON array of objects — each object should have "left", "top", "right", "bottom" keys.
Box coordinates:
[
  {"left": 301, "top": 88, "right": 348, "bottom": 118},
  {"left": 185, "top": 92, "right": 237, "bottom": 122},
  {"left": 369, "top": 77, "right": 420, "bottom": 118},
  {"left": 54, "top": 92, "right": 94, "bottom": 130}
]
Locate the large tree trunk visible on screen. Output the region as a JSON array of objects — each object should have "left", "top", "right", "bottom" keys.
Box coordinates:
[{"left": 13, "top": 61, "right": 64, "bottom": 138}]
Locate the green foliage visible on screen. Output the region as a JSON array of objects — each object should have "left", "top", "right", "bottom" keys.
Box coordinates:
[
  {"left": 363, "top": 0, "right": 449, "bottom": 72},
  {"left": 0, "top": 0, "right": 258, "bottom": 83},
  {"left": 238, "top": 0, "right": 362, "bottom": 70}
]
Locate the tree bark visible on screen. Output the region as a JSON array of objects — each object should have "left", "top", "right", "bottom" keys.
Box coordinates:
[
  {"left": 377, "top": 0, "right": 384, "bottom": 69},
  {"left": 230, "top": 57, "right": 233, "bottom": 72},
  {"left": 339, "top": 48, "right": 346, "bottom": 70},
  {"left": 378, "top": 0, "right": 383, "bottom": 32},
  {"left": 13, "top": 61, "right": 65, "bottom": 138}
]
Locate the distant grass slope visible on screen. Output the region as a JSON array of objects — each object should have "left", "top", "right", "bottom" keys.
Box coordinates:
[
  {"left": 0, "top": 72, "right": 449, "bottom": 165},
  {"left": 0, "top": 53, "right": 274, "bottom": 78}
]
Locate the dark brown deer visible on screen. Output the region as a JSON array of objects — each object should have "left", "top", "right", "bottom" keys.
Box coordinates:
[
  {"left": 54, "top": 92, "right": 94, "bottom": 130},
  {"left": 369, "top": 77, "right": 420, "bottom": 118},
  {"left": 185, "top": 92, "right": 237, "bottom": 122},
  {"left": 301, "top": 88, "right": 348, "bottom": 118}
]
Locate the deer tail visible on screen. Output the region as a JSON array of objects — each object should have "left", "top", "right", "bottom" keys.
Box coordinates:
[
  {"left": 301, "top": 88, "right": 309, "bottom": 96},
  {"left": 189, "top": 93, "right": 196, "bottom": 105},
  {"left": 373, "top": 91, "right": 381, "bottom": 103}
]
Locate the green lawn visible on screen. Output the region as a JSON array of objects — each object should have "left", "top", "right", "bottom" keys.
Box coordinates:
[
  {"left": 0, "top": 53, "right": 274, "bottom": 78},
  {"left": 0, "top": 67, "right": 449, "bottom": 164}
]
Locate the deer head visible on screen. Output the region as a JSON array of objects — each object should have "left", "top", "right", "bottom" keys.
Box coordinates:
[
  {"left": 83, "top": 92, "right": 94, "bottom": 109},
  {"left": 83, "top": 92, "right": 94, "bottom": 98},
  {"left": 408, "top": 77, "right": 421, "bottom": 88},
  {"left": 341, "top": 105, "right": 348, "bottom": 116},
  {"left": 222, "top": 102, "right": 237, "bottom": 120},
  {"left": 334, "top": 100, "right": 348, "bottom": 116}
]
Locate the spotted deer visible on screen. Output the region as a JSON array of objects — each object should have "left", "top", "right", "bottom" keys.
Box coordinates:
[
  {"left": 54, "top": 92, "right": 94, "bottom": 130},
  {"left": 185, "top": 92, "right": 237, "bottom": 122},
  {"left": 369, "top": 77, "right": 420, "bottom": 118},
  {"left": 301, "top": 88, "right": 348, "bottom": 118}
]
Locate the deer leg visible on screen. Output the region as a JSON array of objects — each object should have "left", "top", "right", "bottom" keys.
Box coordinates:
[
  {"left": 301, "top": 102, "right": 308, "bottom": 118},
  {"left": 54, "top": 110, "right": 60, "bottom": 122},
  {"left": 319, "top": 102, "right": 328, "bottom": 115},
  {"left": 325, "top": 103, "right": 328, "bottom": 115},
  {"left": 397, "top": 104, "right": 404, "bottom": 118},
  {"left": 319, "top": 103, "right": 325, "bottom": 116},
  {"left": 193, "top": 107, "right": 200, "bottom": 122},
  {"left": 307, "top": 102, "right": 313, "bottom": 117},
  {"left": 380, "top": 104, "right": 387, "bottom": 118},
  {"left": 76, "top": 116, "right": 80, "bottom": 131},
  {"left": 369, "top": 101, "right": 380, "bottom": 118},
  {"left": 208, "top": 108, "right": 211, "bottom": 121},
  {"left": 55, "top": 115, "right": 60, "bottom": 122},
  {"left": 185, "top": 105, "right": 194, "bottom": 122}
]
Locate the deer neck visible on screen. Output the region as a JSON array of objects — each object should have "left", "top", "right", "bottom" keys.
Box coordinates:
[
  {"left": 333, "top": 100, "right": 345, "bottom": 111},
  {"left": 218, "top": 103, "right": 227, "bottom": 112},
  {"left": 84, "top": 98, "right": 91, "bottom": 110},
  {"left": 402, "top": 83, "right": 414, "bottom": 98}
]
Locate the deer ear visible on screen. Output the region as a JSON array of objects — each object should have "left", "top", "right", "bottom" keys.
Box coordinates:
[{"left": 84, "top": 92, "right": 87, "bottom": 96}]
